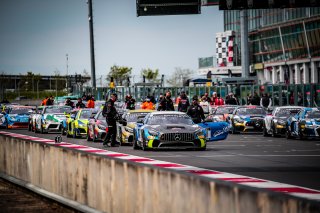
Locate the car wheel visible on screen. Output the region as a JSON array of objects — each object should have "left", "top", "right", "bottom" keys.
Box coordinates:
[
  {"left": 141, "top": 131, "right": 148, "bottom": 151},
  {"left": 263, "top": 123, "right": 269, "bottom": 137},
  {"left": 286, "top": 127, "right": 292, "bottom": 139},
  {"left": 133, "top": 132, "right": 139, "bottom": 150},
  {"left": 5, "top": 119, "right": 8, "bottom": 129},
  {"left": 271, "top": 125, "right": 277, "bottom": 137},
  {"left": 231, "top": 122, "right": 238, "bottom": 134},
  {"left": 40, "top": 121, "right": 44, "bottom": 134},
  {"left": 28, "top": 122, "right": 32, "bottom": 131},
  {"left": 87, "top": 127, "right": 92, "bottom": 141},
  {"left": 73, "top": 125, "right": 77, "bottom": 138}
]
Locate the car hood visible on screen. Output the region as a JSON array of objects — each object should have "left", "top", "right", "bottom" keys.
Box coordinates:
[
  {"left": 146, "top": 124, "right": 200, "bottom": 133},
  {"left": 239, "top": 115, "right": 265, "bottom": 120},
  {"left": 44, "top": 113, "right": 67, "bottom": 122}
]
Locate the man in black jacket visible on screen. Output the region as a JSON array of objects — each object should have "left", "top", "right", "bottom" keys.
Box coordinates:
[
  {"left": 102, "top": 93, "right": 119, "bottom": 147},
  {"left": 187, "top": 96, "right": 205, "bottom": 124},
  {"left": 157, "top": 91, "right": 174, "bottom": 111},
  {"left": 178, "top": 91, "right": 190, "bottom": 112}
]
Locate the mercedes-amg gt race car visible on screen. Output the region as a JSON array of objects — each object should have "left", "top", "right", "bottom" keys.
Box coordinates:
[
  {"left": 87, "top": 109, "right": 108, "bottom": 142},
  {"left": 133, "top": 111, "right": 207, "bottom": 150},
  {"left": 286, "top": 107, "right": 320, "bottom": 139},
  {"left": 66, "top": 108, "right": 93, "bottom": 138},
  {"left": 228, "top": 106, "right": 266, "bottom": 134},
  {"left": 117, "top": 109, "right": 154, "bottom": 145},
  {"left": 34, "top": 105, "right": 72, "bottom": 133},
  {"left": 1, "top": 105, "right": 34, "bottom": 129},
  {"left": 263, "top": 106, "right": 303, "bottom": 137}
]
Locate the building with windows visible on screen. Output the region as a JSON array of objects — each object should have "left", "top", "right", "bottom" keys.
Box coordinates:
[{"left": 224, "top": 8, "right": 320, "bottom": 84}]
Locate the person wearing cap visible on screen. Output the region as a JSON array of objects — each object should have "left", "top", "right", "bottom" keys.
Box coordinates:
[
  {"left": 102, "top": 93, "right": 119, "bottom": 147},
  {"left": 141, "top": 98, "right": 154, "bottom": 110},
  {"left": 178, "top": 91, "right": 190, "bottom": 113},
  {"left": 187, "top": 95, "right": 205, "bottom": 124}
]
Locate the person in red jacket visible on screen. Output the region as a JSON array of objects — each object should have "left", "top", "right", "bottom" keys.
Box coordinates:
[
  {"left": 86, "top": 96, "right": 95, "bottom": 108},
  {"left": 214, "top": 93, "right": 224, "bottom": 106}
]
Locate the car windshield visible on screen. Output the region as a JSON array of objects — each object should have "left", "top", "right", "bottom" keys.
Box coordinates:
[
  {"left": 147, "top": 114, "right": 194, "bottom": 125},
  {"left": 126, "top": 112, "right": 149, "bottom": 122},
  {"left": 45, "top": 106, "right": 71, "bottom": 114},
  {"left": 237, "top": 107, "right": 266, "bottom": 116},
  {"left": 9, "top": 108, "right": 31, "bottom": 114},
  {"left": 275, "top": 108, "right": 301, "bottom": 118},
  {"left": 305, "top": 111, "right": 320, "bottom": 119},
  {"left": 215, "top": 107, "right": 235, "bottom": 114},
  {"left": 79, "top": 110, "right": 92, "bottom": 119}
]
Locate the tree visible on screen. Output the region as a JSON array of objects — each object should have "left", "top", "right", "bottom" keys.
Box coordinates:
[
  {"left": 141, "top": 68, "right": 159, "bottom": 83},
  {"left": 107, "top": 65, "right": 132, "bottom": 86},
  {"left": 166, "top": 67, "right": 193, "bottom": 87}
]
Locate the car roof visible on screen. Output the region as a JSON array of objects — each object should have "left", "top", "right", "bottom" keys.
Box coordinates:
[
  {"left": 128, "top": 109, "right": 155, "bottom": 113},
  {"left": 149, "top": 111, "right": 186, "bottom": 115}
]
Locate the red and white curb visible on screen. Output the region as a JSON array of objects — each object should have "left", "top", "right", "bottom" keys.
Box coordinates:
[{"left": 1, "top": 131, "right": 320, "bottom": 201}]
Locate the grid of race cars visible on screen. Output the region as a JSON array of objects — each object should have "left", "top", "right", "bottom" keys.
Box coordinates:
[{"left": 1, "top": 102, "right": 319, "bottom": 151}]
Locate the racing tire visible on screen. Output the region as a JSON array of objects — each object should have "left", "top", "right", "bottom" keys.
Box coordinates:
[
  {"left": 87, "top": 128, "right": 92, "bottom": 141},
  {"left": 61, "top": 127, "right": 66, "bottom": 136},
  {"left": 141, "top": 131, "right": 149, "bottom": 151},
  {"left": 263, "top": 124, "right": 269, "bottom": 137},
  {"left": 231, "top": 123, "right": 238, "bottom": 134},
  {"left": 5, "top": 119, "right": 8, "bottom": 129},
  {"left": 40, "top": 121, "right": 45, "bottom": 134},
  {"left": 299, "top": 132, "right": 305, "bottom": 140},
  {"left": 285, "top": 128, "right": 292, "bottom": 139},
  {"left": 271, "top": 126, "right": 278, "bottom": 137},
  {"left": 133, "top": 132, "right": 139, "bottom": 150},
  {"left": 28, "top": 122, "right": 32, "bottom": 131},
  {"left": 73, "top": 126, "right": 77, "bottom": 139}
]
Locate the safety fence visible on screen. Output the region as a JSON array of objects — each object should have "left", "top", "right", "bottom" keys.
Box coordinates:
[{"left": 80, "top": 83, "right": 320, "bottom": 107}]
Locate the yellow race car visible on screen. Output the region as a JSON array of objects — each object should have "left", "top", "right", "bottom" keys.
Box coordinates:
[
  {"left": 117, "top": 109, "right": 154, "bottom": 145},
  {"left": 66, "top": 108, "right": 93, "bottom": 138}
]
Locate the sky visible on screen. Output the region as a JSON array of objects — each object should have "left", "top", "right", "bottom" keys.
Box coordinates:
[{"left": 0, "top": 0, "right": 224, "bottom": 84}]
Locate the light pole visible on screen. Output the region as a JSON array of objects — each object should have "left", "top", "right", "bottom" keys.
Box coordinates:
[
  {"left": 37, "top": 80, "right": 39, "bottom": 99},
  {"left": 66, "top": 54, "right": 69, "bottom": 90}
]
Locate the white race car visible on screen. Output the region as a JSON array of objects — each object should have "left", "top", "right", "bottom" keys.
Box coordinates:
[
  {"left": 34, "top": 105, "right": 72, "bottom": 133},
  {"left": 263, "top": 106, "right": 303, "bottom": 137}
]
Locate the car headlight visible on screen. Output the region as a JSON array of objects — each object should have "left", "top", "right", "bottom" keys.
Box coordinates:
[
  {"left": 78, "top": 123, "right": 85, "bottom": 128},
  {"left": 234, "top": 117, "right": 244, "bottom": 123},
  {"left": 148, "top": 129, "right": 158, "bottom": 136},
  {"left": 276, "top": 119, "right": 286, "bottom": 126},
  {"left": 97, "top": 124, "right": 106, "bottom": 130},
  {"left": 125, "top": 126, "right": 133, "bottom": 133}
]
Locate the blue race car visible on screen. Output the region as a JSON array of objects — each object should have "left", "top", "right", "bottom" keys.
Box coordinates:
[
  {"left": 228, "top": 106, "right": 266, "bottom": 134},
  {"left": 286, "top": 107, "right": 320, "bottom": 139},
  {"left": 1, "top": 106, "right": 35, "bottom": 129}
]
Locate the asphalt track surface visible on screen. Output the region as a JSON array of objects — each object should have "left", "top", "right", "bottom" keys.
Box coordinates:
[{"left": 3, "top": 129, "right": 320, "bottom": 191}]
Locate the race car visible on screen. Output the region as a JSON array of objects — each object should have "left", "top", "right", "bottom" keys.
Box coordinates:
[
  {"left": 263, "top": 106, "right": 303, "bottom": 137},
  {"left": 1, "top": 105, "right": 35, "bottom": 129},
  {"left": 61, "top": 109, "right": 79, "bottom": 135},
  {"left": 117, "top": 109, "right": 154, "bottom": 145},
  {"left": 28, "top": 106, "right": 44, "bottom": 131},
  {"left": 228, "top": 105, "right": 266, "bottom": 134},
  {"left": 34, "top": 105, "right": 72, "bottom": 133},
  {"left": 87, "top": 109, "right": 108, "bottom": 142},
  {"left": 286, "top": 107, "right": 320, "bottom": 139},
  {"left": 133, "top": 111, "right": 207, "bottom": 151},
  {"left": 210, "top": 105, "right": 238, "bottom": 121},
  {"left": 66, "top": 108, "right": 93, "bottom": 138}
]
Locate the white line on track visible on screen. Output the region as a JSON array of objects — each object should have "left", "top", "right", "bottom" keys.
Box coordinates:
[{"left": 197, "top": 155, "right": 320, "bottom": 157}]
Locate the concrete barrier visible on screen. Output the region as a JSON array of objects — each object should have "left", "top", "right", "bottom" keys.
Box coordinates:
[{"left": 0, "top": 134, "right": 319, "bottom": 213}]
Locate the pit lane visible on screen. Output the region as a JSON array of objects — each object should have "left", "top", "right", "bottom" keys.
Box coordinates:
[{"left": 4, "top": 129, "right": 320, "bottom": 190}]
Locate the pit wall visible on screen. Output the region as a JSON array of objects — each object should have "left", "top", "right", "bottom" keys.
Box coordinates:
[{"left": 0, "top": 134, "right": 319, "bottom": 213}]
